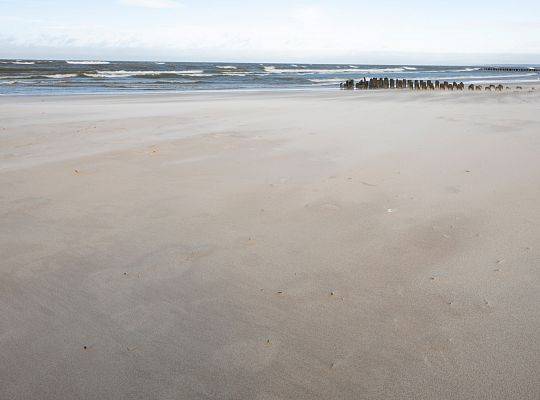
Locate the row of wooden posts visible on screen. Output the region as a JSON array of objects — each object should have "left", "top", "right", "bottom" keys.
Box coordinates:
[
  {"left": 482, "top": 66, "right": 539, "bottom": 72},
  {"left": 340, "top": 78, "right": 510, "bottom": 91}
]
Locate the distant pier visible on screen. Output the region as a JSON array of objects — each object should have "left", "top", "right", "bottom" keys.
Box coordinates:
[{"left": 481, "top": 66, "right": 540, "bottom": 72}]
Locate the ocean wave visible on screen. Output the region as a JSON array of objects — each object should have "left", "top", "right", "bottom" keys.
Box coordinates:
[
  {"left": 217, "top": 65, "right": 237, "bottom": 69},
  {"left": 85, "top": 70, "right": 209, "bottom": 78},
  {"left": 221, "top": 72, "right": 247, "bottom": 76},
  {"left": 468, "top": 78, "right": 539, "bottom": 84},
  {"left": 452, "top": 67, "right": 481, "bottom": 72},
  {"left": 45, "top": 73, "right": 79, "bottom": 79},
  {"left": 439, "top": 73, "right": 537, "bottom": 80},
  {"left": 403, "top": 67, "right": 417, "bottom": 71},
  {"left": 0, "top": 61, "right": 36, "bottom": 65},
  {"left": 309, "top": 78, "right": 347, "bottom": 83},
  {"left": 66, "top": 61, "right": 110, "bottom": 65},
  {"left": 264, "top": 66, "right": 405, "bottom": 74}
]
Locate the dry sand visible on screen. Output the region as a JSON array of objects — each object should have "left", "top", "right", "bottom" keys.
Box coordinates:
[{"left": 1, "top": 89, "right": 539, "bottom": 399}]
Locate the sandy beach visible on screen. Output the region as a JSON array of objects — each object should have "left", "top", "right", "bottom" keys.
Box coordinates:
[{"left": 1, "top": 89, "right": 539, "bottom": 399}]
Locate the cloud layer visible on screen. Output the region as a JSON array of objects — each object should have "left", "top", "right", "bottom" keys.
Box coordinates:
[{"left": 0, "top": 1, "right": 539, "bottom": 63}]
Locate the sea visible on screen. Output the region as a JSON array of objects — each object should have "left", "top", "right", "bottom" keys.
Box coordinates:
[{"left": 1, "top": 60, "right": 539, "bottom": 95}]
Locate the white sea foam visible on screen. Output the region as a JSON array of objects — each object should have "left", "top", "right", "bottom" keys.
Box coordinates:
[
  {"left": 217, "top": 66, "right": 237, "bottom": 69},
  {"left": 264, "top": 66, "right": 405, "bottom": 74},
  {"left": 309, "top": 78, "right": 348, "bottom": 83},
  {"left": 403, "top": 67, "right": 417, "bottom": 71},
  {"left": 66, "top": 61, "right": 110, "bottom": 65},
  {"left": 441, "top": 73, "right": 537, "bottom": 80},
  {"left": 451, "top": 67, "right": 481, "bottom": 72},
  {"left": 84, "top": 70, "right": 212, "bottom": 78},
  {"left": 222, "top": 72, "right": 247, "bottom": 76},
  {"left": 468, "top": 79, "right": 539, "bottom": 85},
  {"left": 0, "top": 61, "right": 35, "bottom": 64},
  {"left": 45, "top": 74, "right": 79, "bottom": 79}
]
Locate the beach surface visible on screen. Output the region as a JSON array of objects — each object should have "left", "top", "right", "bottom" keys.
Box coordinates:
[{"left": 1, "top": 90, "right": 539, "bottom": 399}]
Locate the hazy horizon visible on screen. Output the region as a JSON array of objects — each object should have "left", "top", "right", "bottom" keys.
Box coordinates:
[{"left": 1, "top": 55, "right": 540, "bottom": 67}]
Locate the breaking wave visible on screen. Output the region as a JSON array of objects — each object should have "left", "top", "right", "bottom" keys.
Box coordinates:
[
  {"left": 263, "top": 66, "right": 406, "bottom": 74},
  {"left": 84, "top": 70, "right": 210, "bottom": 78},
  {"left": 66, "top": 61, "right": 110, "bottom": 65}
]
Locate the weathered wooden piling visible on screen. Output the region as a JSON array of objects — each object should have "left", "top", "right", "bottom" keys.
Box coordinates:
[
  {"left": 340, "top": 75, "right": 511, "bottom": 93},
  {"left": 340, "top": 79, "right": 354, "bottom": 89}
]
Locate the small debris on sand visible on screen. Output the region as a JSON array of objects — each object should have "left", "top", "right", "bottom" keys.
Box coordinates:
[{"left": 360, "top": 181, "right": 377, "bottom": 187}]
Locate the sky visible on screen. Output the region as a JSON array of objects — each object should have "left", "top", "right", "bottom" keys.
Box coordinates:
[{"left": 0, "top": 0, "right": 539, "bottom": 64}]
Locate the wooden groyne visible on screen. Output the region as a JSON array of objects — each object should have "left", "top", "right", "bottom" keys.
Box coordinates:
[
  {"left": 340, "top": 77, "right": 532, "bottom": 91},
  {"left": 482, "top": 66, "right": 540, "bottom": 72}
]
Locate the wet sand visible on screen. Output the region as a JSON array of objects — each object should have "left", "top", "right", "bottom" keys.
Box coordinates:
[{"left": 1, "top": 90, "right": 539, "bottom": 399}]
